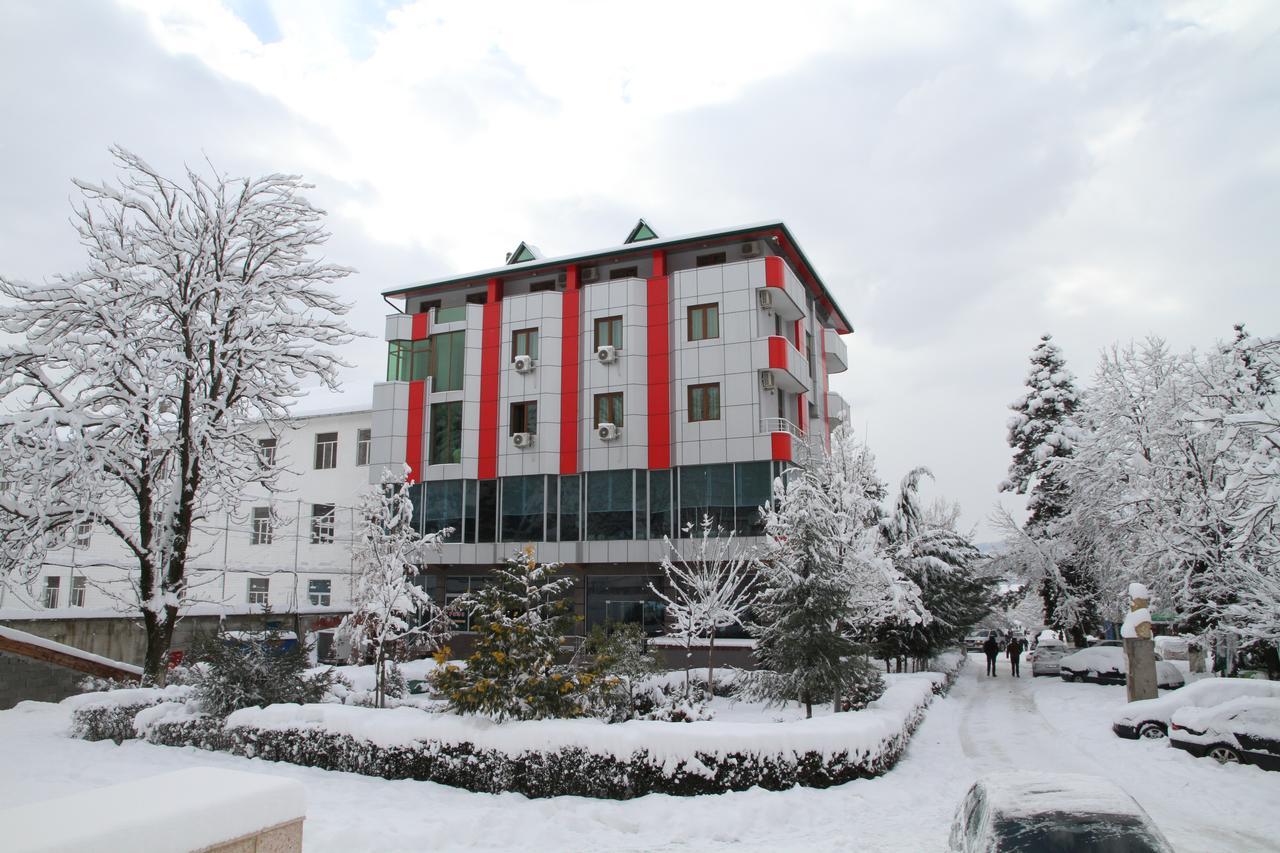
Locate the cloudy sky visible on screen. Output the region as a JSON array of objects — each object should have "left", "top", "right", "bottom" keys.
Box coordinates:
[{"left": 2, "top": 0, "right": 1277, "bottom": 536}]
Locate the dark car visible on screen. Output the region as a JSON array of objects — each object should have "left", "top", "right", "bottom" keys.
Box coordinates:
[
  {"left": 950, "top": 771, "right": 1174, "bottom": 853},
  {"left": 1169, "top": 696, "right": 1280, "bottom": 770}
]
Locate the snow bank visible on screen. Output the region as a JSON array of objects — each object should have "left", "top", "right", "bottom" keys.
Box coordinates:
[{"left": 0, "top": 767, "right": 304, "bottom": 853}]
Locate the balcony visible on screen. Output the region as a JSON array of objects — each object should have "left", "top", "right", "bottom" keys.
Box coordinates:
[
  {"left": 823, "top": 327, "right": 848, "bottom": 374},
  {"left": 827, "top": 391, "right": 850, "bottom": 427},
  {"left": 760, "top": 335, "right": 811, "bottom": 393}
]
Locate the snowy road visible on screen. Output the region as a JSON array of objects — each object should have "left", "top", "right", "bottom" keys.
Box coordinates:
[{"left": 2, "top": 654, "right": 1277, "bottom": 852}]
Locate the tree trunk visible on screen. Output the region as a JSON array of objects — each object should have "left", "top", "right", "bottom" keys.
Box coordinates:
[
  {"left": 1069, "top": 625, "right": 1087, "bottom": 648},
  {"left": 804, "top": 699, "right": 813, "bottom": 719},
  {"left": 706, "top": 634, "right": 716, "bottom": 696},
  {"left": 375, "top": 646, "right": 385, "bottom": 708},
  {"left": 142, "top": 605, "right": 178, "bottom": 685}
]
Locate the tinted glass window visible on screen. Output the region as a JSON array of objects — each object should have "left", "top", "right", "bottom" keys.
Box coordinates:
[
  {"left": 559, "top": 475, "right": 581, "bottom": 541},
  {"left": 501, "top": 475, "right": 545, "bottom": 542},
  {"left": 587, "top": 470, "right": 633, "bottom": 540},
  {"left": 423, "top": 479, "right": 463, "bottom": 540},
  {"left": 679, "top": 463, "right": 734, "bottom": 533}
]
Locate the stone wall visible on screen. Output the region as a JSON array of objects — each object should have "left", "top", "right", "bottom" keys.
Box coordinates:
[{"left": 0, "top": 650, "right": 88, "bottom": 710}]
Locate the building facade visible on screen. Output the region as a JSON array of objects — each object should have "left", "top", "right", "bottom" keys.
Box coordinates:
[{"left": 370, "top": 220, "right": 851, "bottom": 636}]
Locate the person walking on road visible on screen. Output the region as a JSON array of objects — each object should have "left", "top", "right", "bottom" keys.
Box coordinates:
[
  {"left": 1007, "top": 636, "right": 1024, "bottom": 677},
  {"left": 983, "top": 633, "right": 1000, "bottom": 677}
]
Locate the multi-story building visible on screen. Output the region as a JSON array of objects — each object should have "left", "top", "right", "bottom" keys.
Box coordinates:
[{"left": 370, "top": 220, "right": 851, "bottom": 635}]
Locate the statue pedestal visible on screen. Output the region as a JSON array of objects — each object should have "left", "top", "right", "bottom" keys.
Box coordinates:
[{"left": 1125, "top": 638, "right": 1158, "bottom": 702}]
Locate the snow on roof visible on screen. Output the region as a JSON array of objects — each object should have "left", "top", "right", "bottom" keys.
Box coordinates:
[
  {"left": 977, "top": 771, "right": 1149, "bottom": 819},
  {"left": 0, "top": 625, "right": 143, "bottom": 676}
]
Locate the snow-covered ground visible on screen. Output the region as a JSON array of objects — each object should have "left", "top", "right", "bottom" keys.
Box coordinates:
[{"left": 1, "top": 652, "right": 1275, "bottom": 852}]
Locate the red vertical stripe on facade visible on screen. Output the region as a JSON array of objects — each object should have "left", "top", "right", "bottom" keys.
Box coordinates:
[
  {"left": 406, "top": 380, "right": 426, "bottom": 484},
  {"left": 646, "top": 250, "right": 671, "bottom": 470},
  {"left": 764, "top": 255, "right": 784, "bottom": 289},
  {"left": 477, "top": 278, "right": 503, "bottom": 480},
  {"left": 768, "top": 335, "right": 787, "bottom": 369},
  {"left": 559, "top": 266, "right": 581, "bottom": 475}
]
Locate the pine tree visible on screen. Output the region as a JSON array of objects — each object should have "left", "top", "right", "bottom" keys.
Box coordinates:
[
  {"left": 431, "top": 548, "right": 593, "bottom": 721},
  {"left": 749, "top": 463, "right": 884, "bottom": 718}
]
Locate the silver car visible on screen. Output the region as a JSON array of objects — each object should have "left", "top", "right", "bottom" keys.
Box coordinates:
[{"left": 1028, "top": 639, "right": 1068, "bottom": 676}]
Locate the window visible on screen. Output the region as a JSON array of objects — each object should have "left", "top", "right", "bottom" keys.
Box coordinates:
[
  {"left": 308, "top": 579, "right": 332, "bottom": 607},
  {"left": 688, "top": 383, "right": 721, "bottom": 422},
  {"left": 70, "top": 576, "right": 86, "bottom": 607},
  {"left": 465, "top": 292, "right": 488, "bottom": 305},
  {"left": 74, "top": 520, "right": 92, "bottom": 548},
  {"left": 435, "top": 305, "right": 467, "bottom": 323},
  {"left": 679, "top": 464, "right": 734, "bottom": 532},
  {"left": 510, "top": 401, "right": 537, "bottom": 435},
  {"left": 314, "top": 432, "right": 338, "bottom": 469},
  {"left": 530, "top": 279, "right": 557, "bottom": 293},
  {"left": 445, "top": 576, "right": 492, "bottom": 631},
  {"left": 586, "top": 575, "right": 665, "bottom": 634},
  {"left": 688, "top": 303, "right": 719, "bottom": 341},
  {"left": 608, "top": 266, "right": 639, "bottom": 280},
  {"left": 501, "top": 475, "right": 545, "bottom": 542},
  {"left": 356, "top": 428, "right": 371, "bottom": 466},
  {"left": 423, "top": 480, "right": 464, "bottom": 540},
  {"left": 429, "top": 402, "right": 463, "bottom": 465},
  {"left": 649, "top": 470, "right": 672, "bottom": 540},
  {"left": 247, "top": 577, "right": 269, "bottom": 606},
  {"left": 257, "top": 437, "right": 278, "bottom": 468},
  {"left": 559, "top": 475, "right": 581, "bottom": 541},
  {"left": 416, "top": 299, "right": 441, "bottom": 315},
  {"left": 594, "top": 316, "right": 623, "bottom": 350},
  {"left": 429, "top": 330, "right": 466, "bottom": 391},
  {"left": 696, "top": 251, "right": 726, "bottom": 267},
  {"left": 476, "top": 480, "right": 497, "bottom": 543},
  {"left": 43, "top": 576, "right": 60, "bottom": 609},
  {"left": 512, "top": 328, "right": 539, "bottom": 361},
  {"left": 587, "top": 470, "right": 634, "bottom": 540},
  {"left": 734, "top": 461, "right": 772, "bottom": 536},
  {"left": 310, "top": 504, "right": 336, "bottom": 544},
  {"left": 386, "top": 339, "right": 430, "bottom": 381},
  {"left": 251, "top": 507, "right": 273, "bottom": 545},
  {"left": 594, "top": 392, "right": 624, "bottom": 428}
]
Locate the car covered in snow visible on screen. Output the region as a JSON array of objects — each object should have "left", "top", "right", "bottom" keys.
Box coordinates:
[
  {"left": 1169, "top": 696, "right": 1280, "bottom": 770},
  {"left": 949, "top": 771, "right": 1174, "bottom": 853},
  {"left": 1028, "top": 637, "right": 1069, "bottom": 677},
  {"left": 1112, "top": 677, "right": 1280, "bottom": 739},
  {"left": 1059, "top": 646, "right": 1184, "bottom": 689},
  {"left": 1153, "top": 635, "right": 1190, "bottom": 661}
]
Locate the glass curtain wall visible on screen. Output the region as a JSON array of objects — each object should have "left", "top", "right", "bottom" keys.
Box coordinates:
[
  {"left": 501, "top": 475, "right": 545, "bottom": 542},
  {"left": 586, "top": 470, "right": 634, "bottom": 540},
  {"left": 559, "top": 475, "right": 581, "bottom": 541},
  {"left": 423, "top": 480, "right": 464, "bottom": 541},
  {"left": 678, "top": 463, "right": 735, "bottom": 533}
]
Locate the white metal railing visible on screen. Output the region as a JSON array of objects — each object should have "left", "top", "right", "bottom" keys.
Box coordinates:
[{"left": 760, "top": 417, "right": 806, "bottom": 439}]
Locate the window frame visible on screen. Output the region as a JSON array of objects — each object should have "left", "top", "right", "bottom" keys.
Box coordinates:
[
  {"left": 512, "top": 328, "right": 539, "bottom": 361},
  {"left": 43, "top": 576, "right": 60, "bottom": 609},
  {"left": 70, "top": 576, "right": 86, "bottom": 607},
  {"left": 594, "top": 392, "right": 624, "bottom": 428},
  {"left": 695, "top": 251, "right": 727, "bottom": 267},
  {"left": 688, "top": 383, "right": 721, "bottom": 422},
  {"left": 247, "top": 577, "right": 269, "bottom": 606},
  {"left": 428, "top": 330, "right": 466, "bottom": 392},
  {"left": 594, "top": 316, "right": 623, "bottom": 350},
  {"left": 429, "top": 401, "right": 464, "bottom": 466},
  {"left": 608, "top": 266, "right": 639, "bottom": 280},
  {"left": 257, "top": 437, "right": 278, "bottom": 468},
  {"left": 251, "top": 507, "right": 273, "bottom": 545},
  {"left": 355, "top": 428, "right": 371, "bottom": 467},
  {"left": 308, "top": 579, "right": 332, "bottom": 607},
  {"left": 310, "top": 503, "right": 336, "bottom": 545},
  {"left": 314, "top": 432, "right": 338, "bottom": 470},
  {"left": 74, "top": 520, "right": 92, "bottom": 549},
  {"left": 529, "top": 279, "right": 557, "bottom": 293},
  {"left": 510, "top": 400, "right": 538, "bottom": 435},
  {"left": 687, "top": 303, "right": 720, "bottom": 342}
]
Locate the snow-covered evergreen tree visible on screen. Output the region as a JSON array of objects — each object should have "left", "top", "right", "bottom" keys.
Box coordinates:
[
  {"left": 340, "top": 467, "right": 451, "bottom": 708},
  {"left": 653, "top": 516, "right": 759, "bottom": 695},
  {"left": 749, "top": 462, "right": 884, "bottom": 718},
  {"left": 0, "top": 148, "right": 353, "bottom": 681},
  {"left": 431, "top": 547, "right": 592, "bottom": 721}
]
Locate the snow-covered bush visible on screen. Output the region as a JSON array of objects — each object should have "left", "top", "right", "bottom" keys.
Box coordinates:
[
  {"left": 186, "top": 628, "right": 343, "bottom": 716},
  {"left": 582, "top": 623, "right": 665, "bottom": 722},
  {"left": 634, "top": 681, "right": 712, "bottom": 723},
  {"left": 65, "top": 685, "right": 193, "bottom": 742}
]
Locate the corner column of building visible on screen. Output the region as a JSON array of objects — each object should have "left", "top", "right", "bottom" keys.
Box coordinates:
[
  {"left": 559, "top": 265, "right": 581, "bottom": 474},
  {"left": 793, "top": 319, "right": 805, "bottom": 435},
  {"left": 405, "top": 311, "right": 430, "bottom": 484},
  {"left": 646, "top": 249, "right": 671, "bottom": 470},
  {"left": 477, "top": 277, "right": 504, "bottom": 480},
  {"left": 820, "top": 323, "right": 831, "bottom": 451}
]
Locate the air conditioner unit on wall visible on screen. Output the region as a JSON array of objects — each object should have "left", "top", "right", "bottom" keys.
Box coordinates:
[
  {"left": 513, "top": 354, "right": 535, "bottom": 373},
  {"left": 598, "top": 423, "right": 620, "bottom": 441},
  {"left": 512, "top": 432, "right": 534, "bottom": 448},
  {"left": 741, "top": 240, "right": 761, "bottom": 258},
  {"left": 596, "top": 345, "right": 617, "bottom": 364},
  {"left": 757, "top": 289, "right": 774, "bottom": 310},
  {"left": 580, "top": 267, "right": 599, "bottom": 283},
  {"left": 760, "top": 370, "right": 776, "bottom": 391}
]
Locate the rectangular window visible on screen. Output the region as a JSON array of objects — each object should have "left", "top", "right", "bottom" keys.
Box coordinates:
[
  {"left": 423, "top": 479, "right": 464, "bottom": 540},
  {"left": 688, "top": 383, "right": 721, "bottom": 422},
  {"left": 734, "top": 461, "right": 772, "bottom": 536},
  {"left": 465, "top": 292, "right": 487, "bottom": 305},
  {"left": 435, "top": 305, "right": 467, "bottom": 323},
  {"left": 608, "top": 266, "right": 639, "bottom": 280},
  {"left": 429, "top": 402, "right": 463, "bottom": 465},
  {"left": 429, "top": 330, "right": 465, "bottom": 392},
  {"left": 247, "top": 577, "right": 269, "bottom": 606},
  {"left": 696, "top": 251, "right": 726, "bottom": 267},
  {"left": 594, "top": 392, "right": 624, "bottom": 428},
  {"left": 74, "top": 520, "right": 92, "bottom": 549},
  {"left": 314, "top": 432, "right": 338, "bottom": 470},
  {"left": 310, "top": 504, "right": 336, "bottom": 544},
  {"left": 416, "top": 299, "right": 441, "bottom": 315},
  {"left": 587, "top": 470, "right": 634, "bottom": 540},
  {"left": 586, "top": 575, "right": 666, "bottom": 634},
  {"left": 355, "top": 429, "right": 371, "bottom": 466},
  {"left": 43, "top": 576, "right": 60, "bottom": 609},
  {"left": 679, "top": 464, "right": 734, "bottom": 533},
  {"left": 510, "top": 401, "right": 538, "bottom": 435},
  {"left": 70, "top": 576, "right": 86, "bottom": 607},
  {"left": 594, "top": 316, "right": 623, "bottom": 350},
  {"left": 251, "top": 507, "right": 273, "bottom": 545},
  {"left": 512, "top": 328, "right": 539, "bottom": 361},
  {"left": 386, "top": 339, "right": 430, "bottom": 382},
  {"left": 501, "top": 475, "right": 545, "bottom": 542},
  {"left": 529, "top": 279, "right": 557, "bottom": 293},
  {"left": 476, "top": 480, "right": 497, "bottom": 543},
  {"left": 688, "top": 303, "right": 719, "bottom": 341},
  {"left": 257, "top": 437, "right": 278, "bottom": 468},
  {"left": 649, "top": 470, "right": 672, "bottom": 540},
  {"left": 308, "top": 579, "right": 332, "bottom": 607},
  {"left": 559, "top": 475, "right": 581, "bottom": 541},
  {"left": 445, "top": 576, "right": 493, "bottom": 631}
]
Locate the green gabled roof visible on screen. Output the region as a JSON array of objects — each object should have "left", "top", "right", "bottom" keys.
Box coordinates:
[
  {"left": 623, "top": 218, "right": 660, "bottom": 244},
  {"left": 506, "top": 241, "right": 542, "bottom": 264}
]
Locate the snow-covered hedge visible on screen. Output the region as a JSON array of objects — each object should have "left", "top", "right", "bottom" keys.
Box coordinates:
[
  {"left": 131, "top": 655, "right": 965, "bottom": 799},
  {"left": 65, "top": 685, "right": 193, "bottom": 743}
]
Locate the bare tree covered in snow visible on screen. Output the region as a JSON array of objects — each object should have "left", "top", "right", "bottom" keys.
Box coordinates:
[
  {"left": 652, "top": 516, "right": 759, "bottom": 695},
  {"left": 340, "top": 468, "right": 451, "bottom": 708},
  {"left": 0, "top": 147, "right": 353, "bottom": 681}
]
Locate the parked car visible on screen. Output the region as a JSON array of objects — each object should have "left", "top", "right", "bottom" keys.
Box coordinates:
[
  {"left": 1153, "top": 635, "right": 1190, "bottom": 661},
  {"left": 1169, "top": 696, "right": 1280, "bottom": 770},
  {"left": 965, "top": 634, "right": 989, "bottom": 652},
  {"left": 1113, "top": 677, "right": 1280, "bottom": 739},
  {"left": 1029, "top": 637, "right": 1069, "bottom": 677},
  {"left": 1059, "top": 646, "right": 1185, "bottom": 690},
  {"left": 949, "top": 771, "right": 1174, "bottom": 853}
]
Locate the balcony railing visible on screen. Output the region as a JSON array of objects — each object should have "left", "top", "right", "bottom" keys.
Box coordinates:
[{"left": 760, "top": 417, "right": 806, "bottom": 440}]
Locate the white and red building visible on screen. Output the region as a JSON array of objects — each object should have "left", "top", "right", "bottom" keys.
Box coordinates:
[{"left": 371, "top": 220, "right": 851, "bottom": 634}]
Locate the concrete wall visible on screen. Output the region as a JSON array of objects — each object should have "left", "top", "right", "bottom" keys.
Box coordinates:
[{"left": 0, "top": 651, "right": 87, "bottom": 709}]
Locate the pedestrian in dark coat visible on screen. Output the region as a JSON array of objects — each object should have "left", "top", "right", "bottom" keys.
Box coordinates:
[
  {"left": 982, "top": 635, "right": 999, "bottom": 677},
  {"left": 1007, "top": 637, "right": 1024, "bottom": 677}
]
